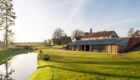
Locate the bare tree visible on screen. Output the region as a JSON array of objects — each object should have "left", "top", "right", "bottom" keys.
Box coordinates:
[
  {"left": 0, "top": 0, "right": 16, "bottom": 47},
  {"left": 128, "top": 28, "right": 134, "bottom": 37},
  {"left": 52, "top": 28, "right": 65, "bottom": 45},
  {"left": 72, "top": 29, "right": 85, "bottom": 38},
  {"left": 53, "top": 28, "right": 65, "bottom": 39}
]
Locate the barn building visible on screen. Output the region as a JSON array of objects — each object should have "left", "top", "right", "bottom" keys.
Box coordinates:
[
  {"left": 67, "top": 29, "right": 140, "bottom": 54},
  {"left": 67, "top": 38, "right": 129, "bottom": 54}
]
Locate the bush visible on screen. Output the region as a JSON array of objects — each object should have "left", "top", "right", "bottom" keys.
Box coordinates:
[
  {"left": 34, "top": 48, "right": 37, "bottom": 50},
  {"left": 44, "top": 55, "right": 50, "bottom": 61}
]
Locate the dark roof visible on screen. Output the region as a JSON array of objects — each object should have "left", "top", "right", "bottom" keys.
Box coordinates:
[
  {"left": 83, "top": 31, "right": 118, "bottom": 38},
  {"left": 67, "top": 38, "right": 129, "bottom": 45},
  {"left": 133, "top": 30, "right": 140, "bottom": 36},
  {"left": 73, "top": 36, "right": 83, "bottom": 40},
  {"left": 134, "top": 30, "right": 140, "bottom": 33}
]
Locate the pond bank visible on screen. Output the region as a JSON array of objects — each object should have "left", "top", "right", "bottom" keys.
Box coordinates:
[
  {"left": 0, "top": 47, "right": 33, "bottom": 65},
  {"left": 0, "top": 53, "right": 37, "bottom": 80}
]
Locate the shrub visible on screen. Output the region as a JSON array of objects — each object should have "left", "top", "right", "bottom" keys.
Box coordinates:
[
  {"left": 44, "top": 55, "right": 50, "bottom": 61},
  {"left": 34, "top": 48, "right": 37, "bottom": 50}
]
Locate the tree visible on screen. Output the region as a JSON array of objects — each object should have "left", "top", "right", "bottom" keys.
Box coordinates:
[
  {"left": 53, "top": 28, "right": 65, "bottom": 39},
  {"left": 8, "top": 30, "right": 15, "bottom": 45},
  {"left": 72, "top": 29, "right": 85, "bottom": 38},
  {"left": 3, "top": 29, "right": 15, "bottom": 46},
  {"left": 52, "top": 28, "right": 65, "bottom": 45},
  {"left": 0, "top": 0, "right": 16, "bottom": 47},
  {"left": 128, "top": 28, "right": 134, "bottom": 37}
]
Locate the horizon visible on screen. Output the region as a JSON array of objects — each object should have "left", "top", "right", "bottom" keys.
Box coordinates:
[{"left": 2, "top": 0, "right": 140, "bottom": 42}]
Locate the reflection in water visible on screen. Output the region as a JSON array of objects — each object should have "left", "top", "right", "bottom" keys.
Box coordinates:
[
  {"left": 0, "top": 62, "right": 15, "bottom": 80},
  {"left": 0, "top": 53, "right": 37, "bottom": 80}
]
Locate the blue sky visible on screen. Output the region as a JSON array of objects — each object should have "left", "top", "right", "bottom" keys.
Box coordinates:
[{"left": 10, "top": 0, "right": 140, "bottom": 42}]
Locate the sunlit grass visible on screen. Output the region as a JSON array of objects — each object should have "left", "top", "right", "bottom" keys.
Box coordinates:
[
  {"left": 29, "top": 46, "right": 140, "bottom": 80},
  {"left": 51, "top": 45, "right": 65, "bottom": 49}
]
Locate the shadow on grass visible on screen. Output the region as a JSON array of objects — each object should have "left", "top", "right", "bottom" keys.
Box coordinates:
[
  {"left": 44, "top": 54, "right": 140, "bottom": 65},
  {"left": 100, "top": 67, "right": 140, "bottom": 71},
  {"left": 38, "top": 65, "right": 140, "bottom": 79},
  {"left": 48, "top": 55, "right": 140, "bottom": 65},
  {"left": 50, "top": 60, "right": 140, "bottom": 65}
]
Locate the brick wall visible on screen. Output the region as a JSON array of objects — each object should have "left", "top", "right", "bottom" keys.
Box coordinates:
[
  {"left": 121, "top": 37, "right": 140, "bottom": 52},
  {"left": 129, "top": 37, "right": 140, "bottom": 47}
]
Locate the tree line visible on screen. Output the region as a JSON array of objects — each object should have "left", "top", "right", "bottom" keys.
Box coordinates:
[
  {"left": 50, "top": 28, "right": 85, "bottom": 45},
  {"left": 52, "top": 28, "right": 84, "bottom": 39}
]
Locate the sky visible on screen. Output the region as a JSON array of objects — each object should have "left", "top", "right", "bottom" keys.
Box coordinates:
[{"left": 9, "top": 0, "right": 140, "bottom": 42}]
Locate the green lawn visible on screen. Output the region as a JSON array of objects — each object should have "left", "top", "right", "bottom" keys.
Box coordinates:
[
  {"left": 51, "top": 45, "right": 65, "bottom": 49},
  {"left": 0, "top": 47, "right": 33, "bottom": 65},
  {"left": 29, "top": 46, "right": 140, "bottom": 80}
]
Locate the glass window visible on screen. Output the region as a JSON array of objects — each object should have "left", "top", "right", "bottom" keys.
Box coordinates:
[
  {"left": 93, "top": 45, "right": 98, "bottom": 52},
  {"left": 100, "top": 45, "right": 106, "bottom": 52}
]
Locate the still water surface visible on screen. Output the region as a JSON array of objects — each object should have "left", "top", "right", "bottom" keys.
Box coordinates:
[{"left": 0, "top": 53, "right": 37, "bottom": 80}]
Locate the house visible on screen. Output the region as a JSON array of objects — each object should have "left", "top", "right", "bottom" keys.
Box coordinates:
[
  {"left": 133, "top": 30, "right": 140, "bottom": 37},
  {"left": 61, "top": 36, "right": 72, "bottom": 44},
  {"left": 72, "top": 36, "right": 83, "bottom": 42},
  {"left": 82, "top": 29, "right": 119, "bottom": 40},
  {"left": 67, "top": 28, "right": 140, "bottom": 53},
  {"left": 48, "top": 39, "right": 54, "bottom": 45},
  {"left": 67, "top": 38, "right": 129, "bottom": 54},
  {"left": 67, "top": 29, "right": 123, "bottom": 54}
]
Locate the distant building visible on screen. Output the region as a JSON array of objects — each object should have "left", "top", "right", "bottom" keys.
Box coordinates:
[
  {"left": 61, "top": 36, "right": 72, "bottom": 44},
  {"left": 82, "top": 29, "right": 119, "bottom": 40},
  {"left": 133, "top": 30, "right": 140, "bottom": 37},
  {"left": 51, "top": 35, "right": 72, "bottom": 45}
]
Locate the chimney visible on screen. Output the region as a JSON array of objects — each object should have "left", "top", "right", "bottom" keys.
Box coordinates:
[{"left": 90, "top": 28, "right": 92, "bottom": 34}]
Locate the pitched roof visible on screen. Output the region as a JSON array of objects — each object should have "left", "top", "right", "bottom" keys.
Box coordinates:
[
  {"left": 73, "top": 36, "right": 83, "bottom": 40},
  {"left": 67, "top": 38, "right": 129, "bottom": 45},
  {"left": 133, "top": 30, "right": 140, "bottom": 36},
  {"left": 83, "top": 31, "right": 117, "bottom": 38}
]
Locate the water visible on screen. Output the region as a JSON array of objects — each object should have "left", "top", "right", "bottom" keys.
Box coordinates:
[{"left": 0, "top": 53, "right": 37, "bottom": 80}]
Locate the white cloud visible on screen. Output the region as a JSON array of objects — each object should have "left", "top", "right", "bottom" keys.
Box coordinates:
[{"left": 67, "top": 0, "right": 87, "bottom": 21}]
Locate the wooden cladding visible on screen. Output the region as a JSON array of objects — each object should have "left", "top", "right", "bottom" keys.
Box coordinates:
[{"left": 107, "top": 45, "right": 118, "bottom": 54}]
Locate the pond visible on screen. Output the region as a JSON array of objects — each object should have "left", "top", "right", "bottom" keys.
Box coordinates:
[{"left": 0, "top": 53, "right": 37, "bottom": 80}]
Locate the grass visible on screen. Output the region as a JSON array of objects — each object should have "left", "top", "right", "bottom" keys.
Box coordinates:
[
  {"left": 29, "top": 46, "right": 140, "bottom": 80},
  {"left": 0, "top": 47, "right": 33, "bottom": 65},
  {"left": 51, "top": 45, "right": 65, "bottom": 49}
]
